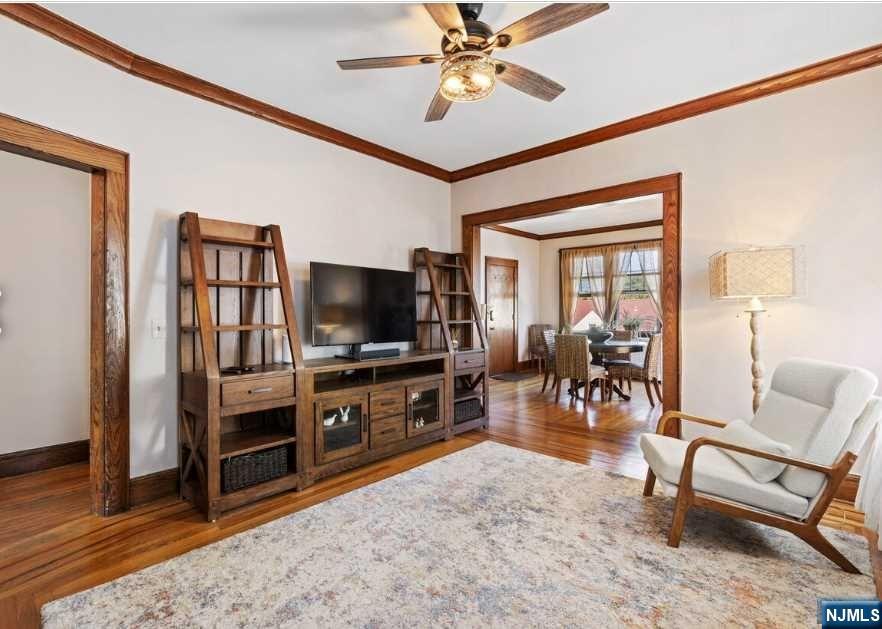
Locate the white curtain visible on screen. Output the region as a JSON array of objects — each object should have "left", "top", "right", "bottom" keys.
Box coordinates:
[
  {"left": 632, "top": 241, "right": 663, "bottom": 320},
  {"left": 581, "top": 252, "right": 607, "bottom": 323}
]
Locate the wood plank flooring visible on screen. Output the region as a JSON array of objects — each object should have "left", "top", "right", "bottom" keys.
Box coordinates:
[{"left": 0, "top": 374, "right": 871, "bottom": 627}]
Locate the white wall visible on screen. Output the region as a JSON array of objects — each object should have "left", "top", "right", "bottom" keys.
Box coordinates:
[
  {"left": 0, "top": 20, "right": 450, "bottom": 476},
  {"left": 453, "top": 66, "right": 882, "bottom": 423},
  {"left": 0, "top": 152, "right": 91, "bottom": 454},
  {"left": 479, "top": 228, "right": 540, "bottom": 362},
  {"left": 537, "top": 225, "right": 664, "bottom": 328}
]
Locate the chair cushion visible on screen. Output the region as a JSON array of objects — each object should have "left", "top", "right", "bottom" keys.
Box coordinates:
[
  {"left": 750, "top": 359, "right": 877, "bottom": 497},
  {"left": 716, "top": 420, "right": 791, "bottom": 483},
  {"left": 640, "top": 433, "right": 809, "bottom": 519}
]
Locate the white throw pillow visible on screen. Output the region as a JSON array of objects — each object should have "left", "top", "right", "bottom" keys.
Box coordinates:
[{"left": 716, "top": 420, "right": 792, "bottom": 483}]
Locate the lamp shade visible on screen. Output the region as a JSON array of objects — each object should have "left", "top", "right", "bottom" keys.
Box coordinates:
[{"left": 709, "top": 246, "right": 796, "bottom": 300}]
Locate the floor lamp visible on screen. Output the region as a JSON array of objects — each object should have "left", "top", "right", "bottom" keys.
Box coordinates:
[{"left": 709, "top": 246, "right": 797, "bottom": 413}]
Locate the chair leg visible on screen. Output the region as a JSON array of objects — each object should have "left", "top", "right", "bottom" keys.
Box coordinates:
[
  {"left": 667, "top": 491, "right": 691, "bottom": 547},
  {"left": 555, "top": 377, "right": 562, "bottom": 402},
  {"left": 541, "top": 369, "right": 550, "bottom": 393},
  {"left": 643, "top": 469, "right": 656, "bottom": 496},
  {"left": 587, "top": 379, "right": 596, "bottom": 401},
  {"left": 653, "top": 378, "right": 663, "bottom": 404},
  {"left": 644, "top": 379, "right": 655, "bottom": 407},
  {"left": 796, "top": 526, "right": 861, "bottom": 573},
  {"left": 627, "top": 368, "right": 632, "bottom": 392}
]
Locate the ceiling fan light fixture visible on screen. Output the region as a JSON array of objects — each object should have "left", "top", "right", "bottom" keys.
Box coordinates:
[{"left": 440, "top": 51, "right": 496, "bottom": 103}]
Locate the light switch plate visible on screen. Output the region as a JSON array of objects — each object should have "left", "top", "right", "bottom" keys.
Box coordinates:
[{"left": 151, "top": 319, "right": 167, "bottom": 339}]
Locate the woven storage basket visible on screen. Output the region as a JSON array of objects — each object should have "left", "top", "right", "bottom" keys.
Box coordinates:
[
  {"left": 454, "top": 398, "right": 483, "bottom": 424},
  {"left": 222, "top": 445, "right": 288, "bottom": 493}
]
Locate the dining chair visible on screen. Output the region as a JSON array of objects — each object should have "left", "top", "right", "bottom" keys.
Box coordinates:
[
  {"left": 541, "top": 328, "right": 558, "bottom": 393},
  {"left": 554, "top": 334, "right": 608, "bottom": 403},
  {"left": 631, "top": 333, "right": 662, "bottom": 406},
  {"left": 641, "top": 358, "right": 880, "bottom": 571},
  {"left": 528, "top": 323, "right": 553, "bottom": 374}
]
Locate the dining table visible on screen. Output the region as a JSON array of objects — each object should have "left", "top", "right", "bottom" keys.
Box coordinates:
[{"left": 575, "top": 336, "right": 648, "bottom": 401}]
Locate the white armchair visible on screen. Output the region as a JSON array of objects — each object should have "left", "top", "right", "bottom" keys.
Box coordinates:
[{"left": 641, "top": 358, "right": 881, "bottom": 572}]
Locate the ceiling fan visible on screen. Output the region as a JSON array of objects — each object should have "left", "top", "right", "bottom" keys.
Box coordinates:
[{"left": 337, "top": 3, "right": 609, "bottom": 122}]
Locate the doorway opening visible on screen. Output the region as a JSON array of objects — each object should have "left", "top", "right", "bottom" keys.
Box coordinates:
[{"left": 0, "top": 113, "right": 130, "bottom": 519}]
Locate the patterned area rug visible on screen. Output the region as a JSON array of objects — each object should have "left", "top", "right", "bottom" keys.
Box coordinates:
[{"left": 43, "top": 442, "right": 873, "bottom": 627}]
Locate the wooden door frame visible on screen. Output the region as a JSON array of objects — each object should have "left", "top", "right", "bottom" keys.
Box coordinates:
[
  {"left": 0, "top": 112, "right": 130, "bottom": 516},
  {"left": 462, "top": 173, "right": 682, "bottom": 409},
  {"left": 484, "top": 256, "right": 519, "bottom": 375}
]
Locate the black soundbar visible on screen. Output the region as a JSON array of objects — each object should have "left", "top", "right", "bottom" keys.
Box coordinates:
[{"left": 335, "top": 344, "right": 401, "bottom": 361}]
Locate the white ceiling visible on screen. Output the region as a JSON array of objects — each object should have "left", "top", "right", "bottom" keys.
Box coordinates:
[
  {"left": 47, "top": 3, "right": 882, "bottom": 170},
  {"left": 498, "top": 194, "right": 661, "bottom": 235}
]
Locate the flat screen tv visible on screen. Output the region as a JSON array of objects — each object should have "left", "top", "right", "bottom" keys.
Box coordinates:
[{"left": 310, "top": 262, "right": 417, "bottom": 349}]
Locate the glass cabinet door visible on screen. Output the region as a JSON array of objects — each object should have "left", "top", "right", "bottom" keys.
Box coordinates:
[
  {"left": 315, "top": 394, "right": 369, "bottom": 464},
  {"left": 406, "top": 381, "right": 445, "bottom": 438}
]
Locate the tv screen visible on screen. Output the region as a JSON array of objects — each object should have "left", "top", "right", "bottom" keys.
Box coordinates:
[{"left": 310, "top": 262, "right": 416, "bottom": 347}]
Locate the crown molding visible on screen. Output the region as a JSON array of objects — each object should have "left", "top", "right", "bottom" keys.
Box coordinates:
[
  {"left": 482, "top": 223, "right": 540, "bottom": 240},
  {"left": 536, "top": 219, "right": 664, "bottom": 241},
  {"left": 450, "top": 42, "right": 882, "bottom": 182},
  {"left": 0, "top": 3, "right": 451, "bottom": 182},
  {"left": 4, "top": 4, "right": 881, "bottom": 186}
]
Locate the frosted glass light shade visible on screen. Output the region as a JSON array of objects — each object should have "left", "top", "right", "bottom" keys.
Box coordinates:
[
  {"left": 440, "top": 52, "right": 496, "bottom": 102},
  {"left": 709, "top": 246, "right": 798, "bottom": 300}
]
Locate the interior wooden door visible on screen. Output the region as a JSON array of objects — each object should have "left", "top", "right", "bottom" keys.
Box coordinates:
[{"left": 484, "top": 256, "right": 518, "bottom": 375}]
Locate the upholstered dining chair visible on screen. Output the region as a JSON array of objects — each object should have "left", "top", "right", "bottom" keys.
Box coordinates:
[
  {"left": 641, "top": 358, "right": 881, "bottom": 572},
  {"left": 631, "top": 333, "right": 663, "bottom": 406},
  {"left": 554, "top": 334, "right": 609, "bottom": 403},
  {"left": 528, "top": 323, "right": 553, "bottom": 374},
  {"left": 541, "top": 328, "right": 558, "bottom": 393}
]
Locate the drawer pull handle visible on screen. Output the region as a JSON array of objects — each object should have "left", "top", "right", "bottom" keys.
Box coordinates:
[{"left": 249, "top": 387, "right": 273, "bottom": 394}]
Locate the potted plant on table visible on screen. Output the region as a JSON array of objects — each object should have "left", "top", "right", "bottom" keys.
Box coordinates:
[{"left": 620, "top": 316, "right": 643, "bottom": 341}]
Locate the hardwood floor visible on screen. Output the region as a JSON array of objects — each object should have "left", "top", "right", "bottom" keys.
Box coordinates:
[{"left": 0, "top": 374, "right": 870, "bottom": 627}]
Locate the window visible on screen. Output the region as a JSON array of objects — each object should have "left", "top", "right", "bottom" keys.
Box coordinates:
[{"left": 569, "top": 245, "right": 661, "bottom": 332}]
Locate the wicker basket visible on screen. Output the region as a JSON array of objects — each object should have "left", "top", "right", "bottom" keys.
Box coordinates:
[
  {"left": 454, "top": 398, "right": 483, "bottom": 424},
  {"left": 222, "top": 445, "right": 288, "bottom": 493}
]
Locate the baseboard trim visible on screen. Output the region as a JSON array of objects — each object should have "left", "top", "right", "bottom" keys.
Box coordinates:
[
  {"left": 129, "top": 468, "right": 179, "bottom": 507},
  {"left": 0, "top": 439, "right": 89, "bottom": 477}
]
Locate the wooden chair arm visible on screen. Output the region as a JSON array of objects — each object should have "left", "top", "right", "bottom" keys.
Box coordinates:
[{"left": 656, "top": 410, "right": 728, "bottom": 437}]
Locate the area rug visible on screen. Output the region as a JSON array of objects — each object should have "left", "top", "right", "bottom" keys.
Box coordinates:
[{"left": 43, "top": 442, "right": 873, "bottom": 628}]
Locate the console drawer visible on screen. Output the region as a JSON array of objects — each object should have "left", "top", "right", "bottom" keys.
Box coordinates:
[
  {"left": 455, "top": 352, "right": 485, "bottom": 371},
  {"left": 370, "top": 387, "right": 405, "bottom": 419},
  {"left": 370, "top": 414, "right": 405, "bottom": 448},
  {"left": 222, "top": 375, "right": 293, "bottom": 407}
]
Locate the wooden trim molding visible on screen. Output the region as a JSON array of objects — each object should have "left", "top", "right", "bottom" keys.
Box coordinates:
[
  {"left": 0, "top": 112, "right": 130, "bottom": 516},
  {"left": 0, "top": 440, "right": 89, "bottom": 477},
  {"left": 0, "top": 3, "right": 450, "bottom": 182},
  {"left": 483, "top": 224, "right": 540, "bottom": 240},
  {"left": 449, "top": 42, "right": 882, "bottom": 181},
  {"left": 536, "top": 219, "right": 663, "bottom": 241},
  {"left": 129, "top": 468, "right": 179, "bottom": 507},
  {"left": 3, "top": 4, "right": 881, "bottom": 185},
  {"left": 484, "top": 219, "right": 664, "bottom": 242},
  {"left": 462, "top": 173, "right": 681, "bottom": 409}
]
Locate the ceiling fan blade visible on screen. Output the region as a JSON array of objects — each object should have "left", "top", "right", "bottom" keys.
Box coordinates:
[
  {"left": 337, "top": 54, "right": 443, "bottom": 70},
  {"left": 495, "top": 60, "right": 565, "bottom": 102},
  {"left": 423, "top": 3, "right": 466, "bottom": 36},
  {"left": 425, "top": 90, "right": 452, "bottom": 122},
  {"left": 491, "top": 3, "right": 609, "bottom": 49}
]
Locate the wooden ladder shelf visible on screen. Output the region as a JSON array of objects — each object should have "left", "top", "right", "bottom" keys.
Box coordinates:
[
  {"left": 178, "top": 212, "right": 305, "bottom": 520},
  {"left": 413, "top": 248, "right": 490, "bottom": 434}
]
